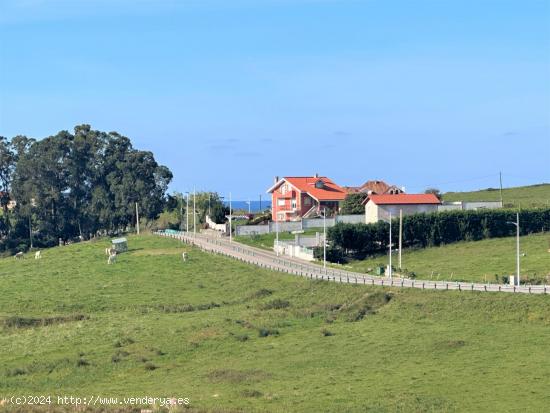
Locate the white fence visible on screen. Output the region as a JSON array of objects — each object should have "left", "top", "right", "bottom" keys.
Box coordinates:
[
  {"left": 157, "top": 230, "right": 550, "bottom": 295},
  {"left": 236, "top": 214, "right": 364, "bottom": 236}
]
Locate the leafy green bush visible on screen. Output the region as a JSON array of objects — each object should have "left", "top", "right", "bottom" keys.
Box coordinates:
[
  {"left": 327, "top": 208, "right": 550, "bottom": 260},
  {"left": 258, "top": 328, "right": 279, "bottom": 337},
  {"left": 260, "top": 299, "right": 290, "bottom": 310}
]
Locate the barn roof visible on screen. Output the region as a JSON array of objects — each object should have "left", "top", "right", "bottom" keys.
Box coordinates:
[{"left": 363, "top": 194, "right": 441, "bottom": 205}]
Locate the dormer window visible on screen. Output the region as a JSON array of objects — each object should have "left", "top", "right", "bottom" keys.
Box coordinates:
[{"left": 314, "top": 180, "right": 324, "bottom": 189}]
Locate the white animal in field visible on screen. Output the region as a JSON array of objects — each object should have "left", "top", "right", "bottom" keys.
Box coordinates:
[
  {"left": 105, "top": 247, "right": 116, "bottom": 256},
  {"left": 182, "top": 252, "right": 188, "bottom": 262},
  {"left": 107, "top": 252, "right": 117, "bottom": 265},
  {"left": 35, "top": 251, "right": 42, "bottom": 260},
  {"left": 14, "top": 252, "right": 24, "bottom": 260}
]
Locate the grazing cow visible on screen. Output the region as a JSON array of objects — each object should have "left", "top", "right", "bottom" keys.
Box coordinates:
[
  {"left": 107, "top": 253, "right": 117, "bottom": 265},
  {"left": 182, "top": 252, "right": 188, "bottom": 262},
  {"left": 35, "top": 251, "right": 42, "bottom": 260},
  {"left": 14, "top": 252, "right": 24, "bottom": 260}
]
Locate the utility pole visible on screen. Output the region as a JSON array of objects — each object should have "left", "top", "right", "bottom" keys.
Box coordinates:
[
  {"left": 388, "top": 211, "right": 392, "bottom": 279},
  {"left": 186, "top": 192, "right": 189, "bottom": 233},
  {"left": 29, "top": 215, "right": 33, "bottom": 249},
  {"left": 179, "top": 193, "right": 183, "bottom": 231},
  {"left": 515, "top": 212, "right": 520, "bottom": 286},
  {"left": 229, "top": 192, "right": 232, "bottom": 243},
  {"left": 399, "top": 209, "right": 403, "bottom": 269},
  {"left": 275, "top": 203, "right": 279, "bottom": 256},
  {"left": 193, "top": 188, "right": 196, "bottom": 237},
  {"left": 135, "top": 202, "right": 140, "bottom": 234},
  {"left": 507, "top": 213, "right": 520, "bottom": 286},
  {"left": 499, "top": 171, "right": 503, "bottom": 207},
  {"left": 259, "top": 194, "right": 262, "bottom": 212},
  {"left": 323, "top": 207, "right": 327, "bottom": 269}
]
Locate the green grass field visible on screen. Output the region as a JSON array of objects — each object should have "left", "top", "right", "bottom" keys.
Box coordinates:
[
  {"left": 339, "top": 233, "right": 550, "bottom": 283},
  {"left": 1, "top": 235, "right": 550, "bottom": 412},
  {"left": 443, "top": 183, "right": 550, "bottom": 208}
]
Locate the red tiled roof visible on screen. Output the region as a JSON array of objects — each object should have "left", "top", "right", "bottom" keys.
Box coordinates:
[
  {"left": 269, "top": 176, "right": 347, "bottom": 201},
  {"left": 360, "top": 180, "right": 392, "bottom": 194},
  {"left": 345, "top": 180, "right": 404, "bottom": 195},
  {"left": 363, "top": 194, "right": 441, "bottom": 205}
]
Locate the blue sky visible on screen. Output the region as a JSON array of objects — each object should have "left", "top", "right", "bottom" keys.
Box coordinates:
[{"left": 1, "top": 0, "right": 549, "bottom": 199}]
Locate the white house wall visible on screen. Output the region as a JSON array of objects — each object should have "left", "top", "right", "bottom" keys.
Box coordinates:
[{"left": 365, "top": 201, "right": 439, "bottom": 223}]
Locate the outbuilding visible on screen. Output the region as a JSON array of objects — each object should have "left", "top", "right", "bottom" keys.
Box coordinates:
[
  {"left": 362, "top": 194, "right": 441, "bottom": 223},
  {"left": 111, "top": 238, "right": 128, "bottom": 253}
]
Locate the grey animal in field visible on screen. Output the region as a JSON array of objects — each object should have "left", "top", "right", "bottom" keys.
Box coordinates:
[
  {"left": 182, "top": 252, "right": 188, "bottom": 262},
  {"left": 35, "top": 251, "right": 42, "bottom": 260},
  {"left": 14, "top": 252, "right": 24, "bottom": 260}
]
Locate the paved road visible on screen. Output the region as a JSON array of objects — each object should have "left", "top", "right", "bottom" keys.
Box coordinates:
[{"left": 157, "top": 230, "right": 549, "bottom": 295}]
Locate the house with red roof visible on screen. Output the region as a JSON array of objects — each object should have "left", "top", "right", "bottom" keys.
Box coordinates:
[
  {"left": 362, "top": 193, "right": 441, "bottom": 223},
  {"left": 267, "top": 174, "right": 347, "bottom": 222},
  {"left": 344, "top": 180, "right": 404, "bottom": 195}
]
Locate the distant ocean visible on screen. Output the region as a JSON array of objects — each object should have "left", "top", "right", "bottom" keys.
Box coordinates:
[{"left": 223, "top": 200, "right": 272, "bottom": 213}]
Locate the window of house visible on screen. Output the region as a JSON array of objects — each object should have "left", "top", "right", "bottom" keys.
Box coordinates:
[
  {"left": 277, "top": 199, "right": 285, "bottom": 206},
  {"left": 280, "top": 184, "right": 288, "bottom": 194},
  {"left": 277, "top": 213, "right": 285, "bottom": 221},
  {"left": 291, "top": 199, "right": 297, "bottom": 209},
  {"left": 304, "top": 196, "right": 311, "bottom": 206},
  {"left": 314, "top": 180, "right": 324, "bottom": 189}
]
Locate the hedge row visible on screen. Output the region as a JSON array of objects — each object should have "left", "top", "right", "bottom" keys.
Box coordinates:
[{"left": 327, "top": 208, "right": 550, "bottom": 258}]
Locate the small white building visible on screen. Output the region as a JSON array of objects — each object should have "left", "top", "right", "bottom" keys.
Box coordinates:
[
  {"left": 363, "top": 194, "right": 441, "bottom": 223},
  {"left": 438, "top": 201, "right": 503, "bottom": 211}
]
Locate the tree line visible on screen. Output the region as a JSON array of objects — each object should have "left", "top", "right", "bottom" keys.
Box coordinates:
[
  {"left": 0, "top": 125, "right": 172, "bottom": 253},
  {"left": 325, "top": 208, "right": 550, "bottom": 261}
]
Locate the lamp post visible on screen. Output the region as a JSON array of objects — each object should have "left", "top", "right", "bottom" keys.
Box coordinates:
[
  {"left": 388, "top": 211, "right": 392, "bottom": 279},
  {"left": 229, "top": 192, "right": 232, "bottom": 243},
  {"left": 179, "top": 193, "right": 184, "bottom": 231},
  {"left": 275, "top": 208, "right": 279, "bottom": 257},
  {"left": 323, "top": 207, "right": 327, "bottom": 269},
  {"left": 507, "top": 212, "right": 520, "bottom": 286},
  {"left": 185, "top": 192, "right": 190, "bottom": 233},
  {"left": 193, "top": 188, "right": 196, "bottom": 237}
]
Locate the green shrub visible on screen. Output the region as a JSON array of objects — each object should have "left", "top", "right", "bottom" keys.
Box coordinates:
[
  {"left": 327, "top": 208, "right": 550, "bottom": 260},
  {"left": 321, "top": 328, "right": 334, "bottom": 337},
  {"left": 260, "top": 299, "right": 290, "bottom": 310},
  {"left": 250, "top": 288, "right": 273, "bottom": 299},
  {"left": 258, "top": 328, "right": 279, "bottom": 337},
  {"left": 144, "top": 362, "right": 157, "bottom": 371}
]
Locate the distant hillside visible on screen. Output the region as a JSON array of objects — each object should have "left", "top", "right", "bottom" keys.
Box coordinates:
[{"left": 443, "top": 183, "right": 550, "bottom": 208}]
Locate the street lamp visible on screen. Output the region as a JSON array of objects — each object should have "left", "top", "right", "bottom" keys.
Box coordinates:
[
  {"left": 506, "top": 212, "right": 520, "bottom": 286},
  {"left": 230, "top": 193, "right": 234, "bottom": 243},
  {"left": 388, "top": 211, "right": 392, "bottom": 279},
  {"left": 323, "top": 208, "right": 327, "bottom": 270},
  {"left": 193, "top": 188, "right": 196, "bottom": 237},
  {"left": 185, "top": 191, "right": 190, "bottom": 233}
]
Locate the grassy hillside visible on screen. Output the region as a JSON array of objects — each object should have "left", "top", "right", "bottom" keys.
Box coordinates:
[
  {"left": 1, "top": 236, "right": 550, "bottom": 412},
  {"left": 335, "top": 233, "right": 550, "bottom": 283},
  {"left": 443, "top": 183, "right": 550, "bottom": 208}
]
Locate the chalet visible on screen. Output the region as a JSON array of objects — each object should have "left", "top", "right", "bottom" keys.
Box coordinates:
[
  {"left": 267, "top": 175, "right": 347, "bottom": 222},
  {"left": 363, "top": 193, "right": 441, "bottom": 223},
  {"left": 345, "top": 180, "right": 404, "bottom": 195}
]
